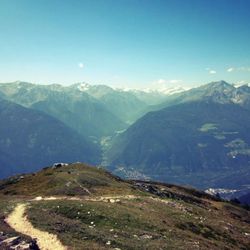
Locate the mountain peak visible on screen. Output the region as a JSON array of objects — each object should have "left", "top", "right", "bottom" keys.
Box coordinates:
[
  {"left": 200, "top": 81, "right": 235, "bottom": 95},
  {"left": 208, "top": 80, "right": 233, "bottom": 88}
]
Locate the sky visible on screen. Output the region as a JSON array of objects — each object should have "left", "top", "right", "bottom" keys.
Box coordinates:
[{"left": 0, "top": 0, "right": 250, "bottom": 89}]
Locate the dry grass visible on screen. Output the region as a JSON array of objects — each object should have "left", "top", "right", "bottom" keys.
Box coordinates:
[{"left": 0, "top": 163, "right": 250, "bottom": 249}]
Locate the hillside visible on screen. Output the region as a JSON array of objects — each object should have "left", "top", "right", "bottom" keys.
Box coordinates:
[
  {"left": 31, "top": 92, "right": 125, "bottom": 140},
  {"left": 0, "top": 80, "right": 250, "bottom": 193},
  {"left": 0, "top": 98, "right": 100, "bottom": 178},
  {"left": 107, "top": 101, "right": 250, "bottom": 190},
  {"left": 73, "top": 83, "right": 150, "bottom": 124},
  {"left": 0, "top": 82, "right": 126, "bottom": 141},
  {"left": 151, "top": 81, "right": 250, "bottom": 112},
  {"left": 239, "top": 193, "right": 250, "bottom": 205},
  {"left": 0, "top": 163, "right": 249, "bottom": 249}
]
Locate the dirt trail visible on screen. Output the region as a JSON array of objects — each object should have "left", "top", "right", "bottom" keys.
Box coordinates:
[
  {"left": 5, "top": 194, "right": 139, "bottom": 249},
  {"left": 32, "top": 194, "right": 138, "bottom": 202},
  {"left": 5, "top": 203, "right": 67, "bottom": 250}
]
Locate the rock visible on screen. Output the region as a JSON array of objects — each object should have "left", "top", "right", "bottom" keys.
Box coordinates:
[
  {"left": 140, "top": 234, "right": 153, "bottom": 239},
  {"left": 10, "top": 241, "right": 30, "bottom": 249},
  {"left": 0, "top": 232, "right": 7, "bottom": 242},
  {"left": 52, "top": 163, "right": 68, "bottom": 169},
  {"left": 34, "top": 196, "right": 43, "bottom": 201},
  {"left": 1, "top": 236, "right": 21, "bottom": 246},
  {"left": 27, "top": 239, "right": 39, "bottom": 250},
  {"left": 0, "top": 236, "right": 39, "bottom": 250}
]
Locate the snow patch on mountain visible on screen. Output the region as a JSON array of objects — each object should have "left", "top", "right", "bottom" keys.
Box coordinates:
[{"left": 77, "top": 83, "right": 91, "bottom": 92}]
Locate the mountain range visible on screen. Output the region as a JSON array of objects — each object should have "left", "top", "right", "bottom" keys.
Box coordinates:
[
  {"left": 0, "top": 96, "right": 100, "bottom": 178},
  {"left": 107, "top": 81, "right": 250, "bottom": 190},
  {"left": 107, "top": 101, "right": 250, "bottom": 189},
  {"left": 0, "top": 80, "right": 250, "bottom": 195}
]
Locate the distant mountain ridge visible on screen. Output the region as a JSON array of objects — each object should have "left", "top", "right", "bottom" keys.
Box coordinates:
[
  {"left": 107, "top": 81, "right": 250, "bottom": 190},
  {"left": 0, "top": 81, "right": 181, "bottom": 136},
  {"left": 0, "top": 80, "right": 176, "bottom": 178},
  {"left": 0, "top": 97, "right": 100, "bottom": 178},
  {"left": 1, "top": 80, "right": 250, "bottom": 192},
  {"left": 151, "top": 80, "right": 250, "bottom": 111},
  {"left": 0, "top": 82, "right": 126, "bottom": 140}
]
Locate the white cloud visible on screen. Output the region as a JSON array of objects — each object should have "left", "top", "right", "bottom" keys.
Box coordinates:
[
  {"left": 226, "top": 66, "right": 250, "bottom": 72},
  {"left": 154, "top": 79, "right": 183, "bottom": 85},
  {"left": 227, "top": 67, "right": 234, "bottom": 72},
  {"left": 157, "top": 79, "right": 166, "bottom": 84},
  {"left": 169, "top": 79, "right": 183, "bottom": 84},
  {"left": 238, "top": 67, "right": 250, "bottom": 72},
  {"left": 78, "top": 62, "right": 84, "bottom": 68},
  {"left": 205, "top": 68, "right": 216, "bottom": 74}
]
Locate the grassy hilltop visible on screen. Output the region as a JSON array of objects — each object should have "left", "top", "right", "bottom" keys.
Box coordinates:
[{"left": 0, "top": 163, "right": 249, "bottom": 249}]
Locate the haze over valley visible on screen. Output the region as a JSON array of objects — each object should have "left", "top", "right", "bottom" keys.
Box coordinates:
[{"left": 1, "top": 80, "right": 250, "bottom": 198}]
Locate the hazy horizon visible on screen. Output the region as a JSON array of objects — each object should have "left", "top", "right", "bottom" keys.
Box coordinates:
[
  {"left": 0, "top": 0, "right": 250, "bottom": 89},
  {"left": 0, "top": 79, "right": 248, "bottom": 92}
]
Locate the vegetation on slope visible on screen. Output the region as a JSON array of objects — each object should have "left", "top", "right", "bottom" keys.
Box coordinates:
[
  {"left": 108, "top": 101, "right": 250, "bottom": 189},
  {"left": 0, "top": 99, "right": 100, "bottom": 178},
  {"left": 0, "top": 163, "right": 249, "bottom": 249}
]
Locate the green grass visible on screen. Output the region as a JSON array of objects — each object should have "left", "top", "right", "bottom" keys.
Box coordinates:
[
  {"left": 25, "top": 195, "right": 250, "bottom": 250},
  {"left": 0, "top": 163, "right": 139, "bottom": 197},
  {"left": 0, "top": 163, "right": 250, "bottom": 249},
  {"left": 199, "top": 123, "right": 218, "bottom": 132}
]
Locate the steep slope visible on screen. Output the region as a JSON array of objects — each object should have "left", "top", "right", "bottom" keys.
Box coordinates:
[
  {"left": 31, "top": 91, "right": 125, "bottom": 140},
  {"left": 0, "top": 82, "right": 126, "bottom": 141},
  {"left": 0, "top": 81, "right": 65, "bottom": 107},
  {"left": 107, "top": 101, "right": 250, "bottom": 189},
  {"left": 72, "top": 83, "right": 149, "bottom": 124},
  {"left": 0, "top": 163, "right": 249, "bottom": 250},
  {"left": 128, "top": 89, "right": 171, "bottom": 105},
  {"left": 0, "top": 81, "right": 180, "bottom": 134},
  {"left": 0, "top": 98, "right": 100, "bottom": 178},
  {"left": 239, "top": 193, "right": 250, "bottom": 205},
  {"left": 98, "top": 91, "right": 147, "bottom": 124},
  {"left": 152, "top": 81, "right": 250, "bottom": 111}
]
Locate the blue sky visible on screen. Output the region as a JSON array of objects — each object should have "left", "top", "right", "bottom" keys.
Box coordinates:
[{"left": 0, "top": 0, "right": 250, "bottom": 88}]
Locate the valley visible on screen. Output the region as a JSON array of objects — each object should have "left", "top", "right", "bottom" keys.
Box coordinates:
[{"left": 0, "top": 80, "right": 250, "bottom": 200}]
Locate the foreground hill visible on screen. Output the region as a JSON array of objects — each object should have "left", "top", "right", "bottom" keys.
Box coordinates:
[
  {"left": 0, "top": 163, "right": 249, "bottom": 249},
  {"left": 0, "top": 98, "right": 100, "bottom": 178},
  {"left": 107, "top": 101, "right": 250, "bottom": 190}
]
